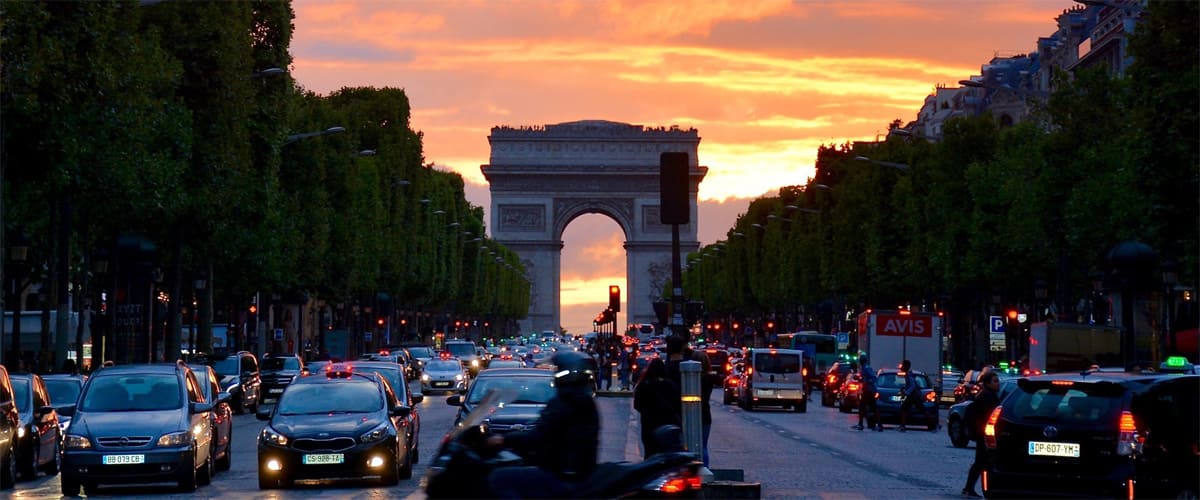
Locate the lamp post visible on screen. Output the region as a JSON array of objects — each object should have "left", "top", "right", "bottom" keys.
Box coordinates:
[
  {"left": 853, "top": 156, "right": 909, "bottom": 172},
  {"left": 189, "top": 273, "right": 207, "bottom": 356},
  {"left": 5, "top": 230, "right": 30, "bottom": 370},
  {"left": 1161, "top": 258, "right": 1178, "bottom": 355},
  {"left": 284, "top": 126, "right": 346, "bottom": 145}
]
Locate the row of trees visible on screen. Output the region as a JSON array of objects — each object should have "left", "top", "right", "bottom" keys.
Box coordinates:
[
  {"left": 1, "top": 1, "right": 528, "bottom": 369},
  {"left": 682, "top": 0, "right": 1197, "bottom": 367}
]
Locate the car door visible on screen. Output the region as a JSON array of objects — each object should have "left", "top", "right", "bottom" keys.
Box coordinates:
[
  {"left": 184, "top": 372, "right": 212, "bottom": 470},
  {"left": 31, "top": 376, "right": 58, "bottom": 467},
  {"left": 204, "top": 369, "right": 231, "bottom": 454},
  {"left": 240, "top": 354, "right": 260, "bottom": 406},
  {"left": 379, "top": 378, "right": 409, "bottom": 463}
]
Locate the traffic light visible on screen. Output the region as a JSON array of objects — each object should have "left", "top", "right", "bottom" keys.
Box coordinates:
[
  {"left": 246, "top": 304, "right": 258, "bottom": 334},
  {"left": 609, "top": 285, "right": 621, "bottom": 312},
  {"left": 377, "top": 317, "right": 385, "bottom": 327}
]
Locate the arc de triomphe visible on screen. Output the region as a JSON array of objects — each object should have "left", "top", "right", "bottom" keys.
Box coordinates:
[{"left": 482, "top": 120, "right": 707, "bottom": 334}]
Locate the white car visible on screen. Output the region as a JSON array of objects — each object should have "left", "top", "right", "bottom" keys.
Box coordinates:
[{"left": 421, "top": 358, "right": 467, "bottom": 394}]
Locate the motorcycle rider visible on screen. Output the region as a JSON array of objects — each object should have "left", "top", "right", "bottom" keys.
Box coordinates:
[{"left": 486, "top": 351, "right": 600, "bottom": 498}]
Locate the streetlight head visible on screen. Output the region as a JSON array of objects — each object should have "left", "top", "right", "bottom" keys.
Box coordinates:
[
  {"left": 420, "top": 199, "right": 431, "bottom": 205},
  {"left": 812, "top": 183, "right": 831, "bottom": 191},
  {"left": 433, "top": 210, "right": 446, "bottom": 215},
  {"left": 853, "top": 156, "right": 870, "bottom": 162},
  {"left": 355, "top": 149, "right": 376, "bottom": 157},
  {"left": 325, "top": 126, "right": 347, "bottom": 134}
]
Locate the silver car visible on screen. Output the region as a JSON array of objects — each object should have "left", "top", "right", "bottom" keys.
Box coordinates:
[{"left": 421, "top": 358, "right": 467, "bottom": 394}]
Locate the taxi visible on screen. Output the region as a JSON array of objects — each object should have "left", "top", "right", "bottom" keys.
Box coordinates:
[
  {"left": 256, "top": 363, "right": 415, "bottom": 489},
  {"left": 421, "top": 353, "right": 468, "bottom": 394}
]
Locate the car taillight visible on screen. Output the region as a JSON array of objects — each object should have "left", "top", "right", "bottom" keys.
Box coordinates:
[
  {"left": 656, "top": 473, "right": 702, "bottom": 493},
  {"left": 802, "top": 367, "right": 808, "bottom": 377},
  {"left": 984, "top": 406, "right": 1001, "bottom": 448},
  {"left": 925, "top": 391, "right": 936, "bottom": 403},
  {"left": 1117, "top": 410, "right": 1143, "bottom": 456}
]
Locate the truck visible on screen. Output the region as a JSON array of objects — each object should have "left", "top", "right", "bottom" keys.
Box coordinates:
[
  {"left": 855, "top": 310, "right": 943, "bottom": 381},
  {"left": 1027, "top": 322, "right": 1121, "bottom": 374}
]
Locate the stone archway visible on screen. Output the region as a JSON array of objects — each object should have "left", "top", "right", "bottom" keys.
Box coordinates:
[{"left": 482, "top": 120, "right": 707, "bottom": 334}]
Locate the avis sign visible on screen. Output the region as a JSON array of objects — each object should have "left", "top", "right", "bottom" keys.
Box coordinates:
[{"left": 871, "top": 314, "right": 934, "bottom": 338}]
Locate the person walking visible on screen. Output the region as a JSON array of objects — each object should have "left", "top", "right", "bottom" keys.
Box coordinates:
[
  {"left": 633, "top": 358, "right": 681, "bottom": 458},
  {"left": 961, "top": 371, "right": 1001, "bottom": 497},
  {"left": 898, "top": 359, "right": 933, "bottom": 432},
  {"left": 618, "top": 347, "right": 633, "bottom": 391},
  {"left": 855, "top": 355, "right": 881, "bottom": 431}
]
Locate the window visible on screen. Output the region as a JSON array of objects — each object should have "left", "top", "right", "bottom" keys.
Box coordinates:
[
  {"left": 44, "top": 379, "right": 82, "bottom": 406},
  {"left": 277, "top": 382, "right": 383, "bottom": 414},
  {"left": 12, "top": 379, "right": 30, "bottom": 413},
  {"left": 467, "top": 376, "right": 555, "bottom": 405},
  {"left": 754, "top": 352, "right": 800, "bottom": 374},
  {"left": 242, "top": 355, "right": 258, "bottom": 373}
]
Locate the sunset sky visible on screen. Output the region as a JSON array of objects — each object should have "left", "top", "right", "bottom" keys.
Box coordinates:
[{"left": 291, "top": 0, "right": 1078, "bottom": 335}]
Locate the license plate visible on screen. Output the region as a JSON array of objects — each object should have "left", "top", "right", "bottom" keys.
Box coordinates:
[
  {"left": 303, "top": 453, "right": 345, "bottom": 465},
  {"left": 433, "top": 382, "right": 450, "bottom": 387},
  {"left": 755, "top": 389, "right": 774, "bottom": 397},
  {"left": 891, "top": 395, "right": 904, "bottom": 402},
  {"left": 1028, "top": 441, "right": 1080, "bottom": 458},
  {"left": 268, "top": 388, "right": 284, "bottom": 394},
  {"left": 102, "top": 454, "right": 145, "bottom": 465}
]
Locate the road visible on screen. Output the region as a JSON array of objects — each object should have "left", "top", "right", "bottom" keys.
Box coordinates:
[{"left": 12, "top": 384, "right": 975, "bottom": 498}]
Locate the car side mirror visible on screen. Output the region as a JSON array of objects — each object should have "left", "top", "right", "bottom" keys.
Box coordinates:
[
  {"left": 190, "top": 401, "right": 214, "bottom": 414},
  {"left": 216, "top": 392, "right": 232, "bottom": 405},
  {"left": 411, "top": 394, "right": 424, "bottom": 404},
  {"left": 57, "top": 404, "right": 76, "bottom": 417},
  {"left": 390, "top": 406, "right": 412, "bottom": 418},
  {"left": 256, "top": 405, "right": 274, "bottom": 421},
  {"left": 446, "top": 395, "right": 463, "bottom": 406}
]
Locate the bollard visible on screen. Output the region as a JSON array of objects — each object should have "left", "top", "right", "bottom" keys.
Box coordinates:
[{"left": 680, "top": 360, "right": 713, "bottom": 482}]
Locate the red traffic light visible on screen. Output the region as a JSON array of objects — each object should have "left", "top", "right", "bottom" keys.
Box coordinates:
[
  {"left": 248, "top": 304, "right": 257, "bottom": 314},
  {"left": 377, "top": 318, "right": 385, "bottom": 326},
  {"left": 1007, "top": 309, "right": 1018, "bottom": 321},
  {"left": 608, "top": 285, "right": 621, "bottom": 312}
]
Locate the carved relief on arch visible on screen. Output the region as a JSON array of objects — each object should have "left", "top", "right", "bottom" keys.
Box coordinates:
[
  {"left": 645, "top": 258, "right": 673, "bottom": 303},
  {"left": 521, "top": 259, "right": 537, "bottom": 306},
  {"left": 552, "top": 197, "right": 633, "bottom": 237}
]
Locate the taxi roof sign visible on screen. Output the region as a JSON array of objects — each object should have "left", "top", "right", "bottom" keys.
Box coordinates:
[{"left": 1165, "top": 356, "right": 1189, "bottom": 367}]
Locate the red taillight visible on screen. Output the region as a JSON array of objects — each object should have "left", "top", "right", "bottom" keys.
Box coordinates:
[
  {"left": 925, "top": 391, "right": 937, "bottom": 403},
  {"left": 847, "top": 382, "right": 860, "bottom": 393},
  {"left": 802, "top": 367, "right": 808, "bottom": 377},
  {"left": 1118, "top": 410, "right": 1142, "bottom": 456},
  {"left": 1119, "top": 411, "right": 1136, "bottom": 432},
  {"left": 827, "top": 374, "right": 836, "bottom": 384},
  {"left": 984, "top": 406, "right": 1001, "bottom": 448},
  {"left": 659, "top": 475, "right": 702, "bottom": 493}
]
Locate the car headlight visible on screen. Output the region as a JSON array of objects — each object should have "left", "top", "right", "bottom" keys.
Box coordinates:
[
  {"left": 260, "top": 426, "right": 289, "bottom": 446},
  {"left": 455, "top": 374, "right": 464, "bottom": 381},
  {"left": 157, "top": 431, "right": 192, "bottom": 447},
  {"left": 64, "top": 434, "right": 92, "bottom": 450},
  {"left": 359, "top": 423, "right": 390, "bottom": 443},
  {"left": 471, "top": 359, "right": 479, "bottom": 367},
  {"left": 421, "top": 374, "right": 431, "bottom": 382}
]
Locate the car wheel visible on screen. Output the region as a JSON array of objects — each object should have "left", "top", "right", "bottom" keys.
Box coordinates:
[
  {"left": 177, "top": 451, "right": 197, "bottom": 492},
  {"left": 61, "top": 475, "right": 80, "bottom": 496},
  {"left": 18, "top": 439, "right": 35, "bottom": 480},
  {"left": 723, "top": 391, "right": 733, "bottom": 405},
  {"left": 398, "top": 447, "right": 414, "bottom": 480},
  {"left": 821, "top": 392, "right": 832, "bottom": 407},
  {"left": 198, "top": 445, "right": 213, "bottom": 486},
  {"left": 839, "top": 399, "right": 851, "bottom": 413},
  {"left": 46, "top": 438, "right": 61, "bottom": 475},
  {"left": 232, "top": 392, "right": 245, "bottom": 415},
  {"left": 797, "top": 399, "right": 807, "bottom": 413},
  {"left": 216, "top": 442, "right": 232, "bottom": 472},
  {"left": 0, "top": 443, "right": 16, "bottom": 489},
  {"left": 83, "top": 482, "right": 100, "bottom": 496},
  {"left": 948, "top": 416, "right": 969, "bottom": 448}
]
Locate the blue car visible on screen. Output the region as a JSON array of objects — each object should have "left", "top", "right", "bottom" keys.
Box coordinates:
[{"left": 869, "top": 369, "right": 939, "bottom": 431}]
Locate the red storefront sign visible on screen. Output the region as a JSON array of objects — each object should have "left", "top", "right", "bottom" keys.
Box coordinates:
[{"left": 872, "top": 314, "right": 934, "bottom": 338}]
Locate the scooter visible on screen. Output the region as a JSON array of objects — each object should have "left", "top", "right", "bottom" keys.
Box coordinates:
[{"left": 423, "top": 391, "right": 704, "bottom": 498}]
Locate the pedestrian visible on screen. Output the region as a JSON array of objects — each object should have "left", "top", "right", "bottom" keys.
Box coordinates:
[
  {"left": 633, "top": 358, "right": 681, "bottom": 458},
  {"left": 961, "top": 371, "right": 1001, "bottom": 497},
  {"left": 664, "top": 333, "right": 714, "bottom": 467},
  {"left": 856, "top": 355, "right": 881, "bottom": 431},
  {"left": 898, "top": 359, "right": 932, "bottom": 432},
  {"left": 599, "top": 347, "right": 613, "bottom": 391},
  {"left": 618, "top": 347, "right": 633, "bottom": 391}
]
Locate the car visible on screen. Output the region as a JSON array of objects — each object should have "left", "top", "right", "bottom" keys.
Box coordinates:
[
  {"left": 421, "top": 356, "right": 468, "bottom": 394},
  {"left": 9, "top": 372, "right": 61, "bottom": 480},
  {"left": 447, "top": 368, "right": 555, "bottom": 433},
  {"left": 821, "top": 361, "right": 855, "bottom": 407},
  {"left": 188, "top": 364, "right": 234, "bottom": 473},
  {"left": 256, "top": 363, "right": 416, "bottom": 488},
  {"left": 348, "top": 361, "right": 424, "bottom": 466},
  {"left": 42, "top": 373, "right": 85, "bottom": 436},
  {"left": 404, "top": 346, "right": 436, "bottom": 377},
  {"left": 837, "top": 373, "right": 864, "bottom": 413},
  {"left": 207, "top": 350, "right": 260, "bottom": 415},
  {"left": 869, "top": 369, "right": 938, "bottom": 430},
  {"left": 722, "top": 361, "right": 746, "bottom": 405},
  {"left": 0, "top": 365, "right": 17, "bottom": 489},
  {"left": 738, "top": 348, "right": 807, "bottom": 412},
  {"left": 485, "top": 357, "right": 526, "bottom": 370},
  {"left": 58, "top": 361, "right": 216, "bottom": 495},
  {"left": 944, "top": 378, "right": 1018, "bottom": 448},
  {"left": 442, "top": 340, "right": 483, "bottom": 376},
  {"left": 983, "top": 373, "right": 1199, "bottom": 499},
  {"left": 939, "top": 368, "right": 963, "bottom": 406},
  {"left": 256, "top": 353, "right": 305, "bottom": 418},
  {"left": 702, "top": 347, "right": 730, "bottom": 378}
]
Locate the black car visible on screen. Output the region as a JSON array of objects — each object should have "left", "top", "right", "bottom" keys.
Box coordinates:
[
  {"left": 870, "top": 369, "right": 938, "bottom": 430},
  {"left": 9, "top": 372, "right": 60, "bottom": 480},
  {"left": 350, "top": 361, "right": 424, "bottom": 465},
  {"left": 58, "top": 362, "right": 216, "bottom": 495},
  {"left": 821, "top": 361, "right": 855, "bottom": 407},
  {"left": 0, "top": 365, "right": 19, "bottom": 489},
  {"left": 984, "top": 373, "right": 1199, "bottom": 499},
  {"left": 42, "top": 373, "right": 86, "bottom": 436},
  {"left": 188, "top": 364, "right": 234, "bottom": 473},
  {"left": 404, "top": 346, "right": 436, "bottom": 378},
  {"left": 257, "top": 353, "right": 305, "bottom": 417},
  {"left": 256, "top": 363, "right": 416, "bottom": 488},
  {"left": 945, "top": 379, "right": 1017, "bottom": 448},
  {"left": 208, "top": 350, "right": 260, "bottom": 414},
  {"left": 447, "top": 368, "right": 555, "bottom": 433}
]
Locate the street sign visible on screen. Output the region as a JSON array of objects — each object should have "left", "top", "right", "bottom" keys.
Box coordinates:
[
  {"left": 989, "top": 316, "right": 1005, "bottom": 334},
  {"left": 273, "top": 328, "right": 284, "bottom": 341},
  {"left": 364, "top": 331, "right": 373, "bottom": 342},
  {"left": 836, "top": 332, "right": 849, "bottom": 348}
]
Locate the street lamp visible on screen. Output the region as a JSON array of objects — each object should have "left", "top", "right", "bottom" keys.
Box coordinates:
[
  {"left": 853, "top": 156, "right": 909, "bottom": 172},
  {"left": 5, "top": 230, "right": 31, "bottom": 370},
  {"left": 284, "top": 126, "right": 346, "bottom": 145},
  {"left": 1162, "top": 258, "right": 1178, "bottom": 354},
  {"left": 352, "top": 149, "right": 377, "bottom": 157},
  {"left": 250, "top": 67, "right": 285, "bottom": 79}
]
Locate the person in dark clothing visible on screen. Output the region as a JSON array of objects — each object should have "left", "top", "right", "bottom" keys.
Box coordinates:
[
  {"left": 634, "top": 358, "right": 681, "bottom": 458},
  {"left": 856, "top": 355, "right": 881, "bottom": 431},
  {"left": 898, "top": 359, "right": 933, "bottom": 432},
  {"left": 487, "top": 351, "right": 600, "bottom": 498},
  {"left": 664, "top": 334, "right": 714, "bottom": 466},
  {"left": 962, "top": 371, "right": 1001, "bottom": 497}
]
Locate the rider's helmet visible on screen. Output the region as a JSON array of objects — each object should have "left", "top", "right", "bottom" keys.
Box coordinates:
[{"left": 552, "top": 351, "right": 594, "bottom": 388}]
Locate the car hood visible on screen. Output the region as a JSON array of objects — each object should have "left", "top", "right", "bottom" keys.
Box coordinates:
[
  {"left": 270, "top": 413, "right": 382, "bottom": 437},
  {"left": 74, "top": 409, "right": 181, "bottom": 438}
]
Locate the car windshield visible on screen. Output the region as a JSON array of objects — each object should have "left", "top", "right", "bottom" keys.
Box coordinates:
[
  {"left": 467, "top": 376, "right": 554, "bottom": 405},
  {"left": 754, "top": 352, "right": 800, "bottom": 374},
  {"left": 445, "top": 343, "right": 474, "bottom": 357},
  {"left": 877, "top": 373, "right": 931, "bottom": 389},
  {"left": 81, "top": 374, "right": 181, "bottom": 412},
  {"left": 427, "top": 360, "right": 460, "bottom": 371},
  {"left": 11, "top": 379, "right": 30, "bottom": 413},
  {"left": 211, "top": 357, "right": 240, "bottom": 376},
  {"left": 1009, "top": 383, "right": 1123, "bottom": 424},
  {"left": 262, "top": 357, "right": 300, "bottom": 371},
  {"left": 408, "top": 347, "right": 434, "bottom": 358},
  {"left": 44, "top": 379, "right": 82, "bottom": 406},
  {"left": 277, "top": 381, "right": 382, "bottom": 414}
]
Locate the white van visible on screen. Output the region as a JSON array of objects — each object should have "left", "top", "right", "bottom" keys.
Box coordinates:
[{"left": 738, "top": 347, "right": 807, "bottom": 412}]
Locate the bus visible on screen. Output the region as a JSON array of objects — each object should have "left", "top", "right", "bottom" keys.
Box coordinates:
[{"left": 776, "top": 331, "right": 839, "bottom": 388}]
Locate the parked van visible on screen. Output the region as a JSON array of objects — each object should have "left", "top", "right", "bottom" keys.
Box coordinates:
[{"left": 738, "top": 348, "right": 807, "bottom": 412}]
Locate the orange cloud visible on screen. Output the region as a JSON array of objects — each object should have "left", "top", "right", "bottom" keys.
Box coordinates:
[{"left": 601, "top": 0, "right": 793, "bottom": 38}]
